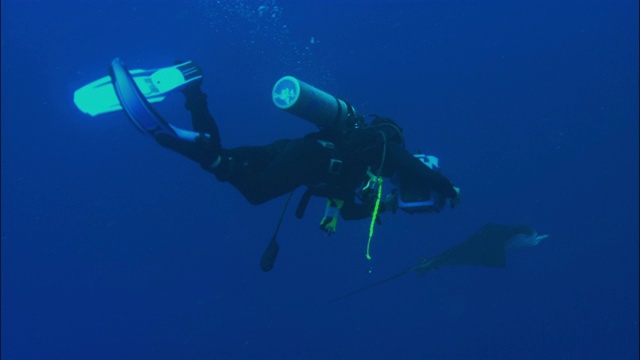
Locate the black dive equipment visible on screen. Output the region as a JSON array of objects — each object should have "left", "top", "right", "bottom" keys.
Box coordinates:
[{"left": 393, "top": 154, "right": 446, "bottom": 214}]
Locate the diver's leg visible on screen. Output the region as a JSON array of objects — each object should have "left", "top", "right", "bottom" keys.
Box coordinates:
[
  {"left": 154, "top": 132, "right": 220, "bottom": 169},
  {"left": 216, "top": 138, "right": 327, "bottom": 205},
  {"left": 152, "top": 83, "right": 223, "bottom": 171},
  {"left": 110, "top": 58, "right": 221, "bottom": 170},
  {"left": 181, "top": 84, "right": 221, "bottom": 144}
]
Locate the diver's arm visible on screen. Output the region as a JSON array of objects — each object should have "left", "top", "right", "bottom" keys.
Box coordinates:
[{"left": 386, "top": 143, "right": 458, "bottom": 199}]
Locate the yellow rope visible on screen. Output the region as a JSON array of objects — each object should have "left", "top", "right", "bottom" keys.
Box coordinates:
[{"left": 366, "top": 177, "right": 383, "bottom": 260}]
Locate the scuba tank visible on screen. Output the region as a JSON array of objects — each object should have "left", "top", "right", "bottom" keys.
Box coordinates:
[{"left": 272, "top": 76, "right": 359, "bottom": 132}]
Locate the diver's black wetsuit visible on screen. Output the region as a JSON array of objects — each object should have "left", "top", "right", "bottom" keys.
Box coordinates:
[{"left": 156, "top": 86, "right": 458, "bottom": 220}]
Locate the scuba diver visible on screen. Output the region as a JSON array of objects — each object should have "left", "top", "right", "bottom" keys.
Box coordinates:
[{"left": 74, "top": 58, "right": 461, "bottom": 265}]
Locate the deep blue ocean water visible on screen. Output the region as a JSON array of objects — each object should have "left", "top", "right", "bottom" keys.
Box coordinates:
[{"left": 2, "top": 0, "right": 638, "bottom": 359}]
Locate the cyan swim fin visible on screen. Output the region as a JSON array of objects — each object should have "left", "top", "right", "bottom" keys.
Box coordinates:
[
  {"left": 73, "top": 59, "right": 202, "bottom": 117},
  {"left": 108, "top": 57, "right": 179, "bottom": 137},
  {"left": 103, "top": 57, "right": 202, "bottom": 142}
]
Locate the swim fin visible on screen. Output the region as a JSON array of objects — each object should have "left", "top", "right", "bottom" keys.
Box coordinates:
[
  {"left": 105, "top": 58, "right": 203, "bottom": 143},
  {"left": 74, "top": 59, "right": 202, "bottom": 117}
]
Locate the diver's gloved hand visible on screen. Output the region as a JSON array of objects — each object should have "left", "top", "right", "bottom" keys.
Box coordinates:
[
  {"left": 319, "top": 223, "right": 336, "bottom": 236},
  {"left": 320, "top": 199, "right": 343, "bottom": 235},
  {"left": 450, "top": 186, "right": 461, "bottom": 208},
  {"left": 319, "top": 215, "right": 339, "bottom": 235}
]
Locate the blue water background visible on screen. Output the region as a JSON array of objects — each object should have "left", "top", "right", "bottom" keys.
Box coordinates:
[{"left": 2, "top": 0, "right": 638, "bottom": 359}]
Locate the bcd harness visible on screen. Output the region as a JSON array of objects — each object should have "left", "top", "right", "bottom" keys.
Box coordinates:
[{"left": 295, "top": 127, "right": 391, "bottom": 260}]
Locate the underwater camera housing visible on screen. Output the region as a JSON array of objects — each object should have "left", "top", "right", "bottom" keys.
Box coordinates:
[
  {"left": 272, "top": 76, "right": 358, "bottom": 132},
  {"left": 393, "top": 154, "right": 446, "bottom": 214}
]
